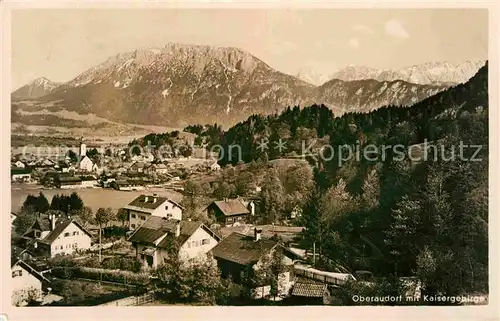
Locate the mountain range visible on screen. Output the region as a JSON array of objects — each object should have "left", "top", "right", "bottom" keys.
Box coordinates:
[
  {"left": 11, "top": 43, "right": 486, "bottom": 132},
  {"left": 329, "top": 61, "right": 485, "bottom": 86},
  {"left": 12, "top": 77, "right": 60, "bottom": 99}
]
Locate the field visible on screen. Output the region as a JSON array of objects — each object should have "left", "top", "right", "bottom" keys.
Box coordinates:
[{"left": 11, "top": 185, "right": 183, "bottom": 213}]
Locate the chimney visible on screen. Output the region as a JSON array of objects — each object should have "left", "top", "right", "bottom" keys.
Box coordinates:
[
  {"left": 254, "top": 228, "right": 262, "bottom": 242},
  {"left": 50, "top": 214, "right": 56, "bottom": 231},
  {"left": 152, "top": 194, "right": 157, "bottom": 203},
  {"left": 144, "top": 196, "right": 149, "bottom": 202},
  {"left": 175, "top": 221, "right": 181, "bottom": 237}
]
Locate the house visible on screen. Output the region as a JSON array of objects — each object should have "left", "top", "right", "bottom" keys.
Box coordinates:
[
  {"left": 80, "top": 175, "right": 98, "bottom": 188},
  {"left": 11, "top": 168, "right": 32, "bottom": 182},
  {"left": 128, "top": 161, "right": 147, "bottom": 174},
  {"left": 122, "top": 194, "right": 185, "bottom": 230},
  {"left": 288, "top": 281, "right": 331, "bottom": 305},
  {"left": 14, "top": 160, "right": 26, "bottom": 168},
  {"left": 205, "top": 199, "right": 251, "bottom": 226},
  {"left": 209, "top": 162, "right": 221, "bottom": 171},
  {"left": 57, "top": 176, "right": 83, "bottom": 189},
  {"left": 101, "top": 176, "right": 116, "bottom": 188},
  {"left": 210, "top": 229, "right": 297, "bottom": 299},
  {"left": 35, "top": 158, "right": 56, "bottom": 168},
  {"left": 21, "top": 213, "right": 92, "bottom": 257},
  {"left": 11, "top": 259, "right": 51, "bottom": 306},
  {"left": 78, "top": 155, "right": 94, "bottom": 172},
  {"left": 146, "top": 163, "right": 170, "bottom": 175},
  {"left": 127, "top": 216, "right": 221, "bottom": 269},
  {"left": 112, "top": 179, "right": 145, "bottom": 191}
]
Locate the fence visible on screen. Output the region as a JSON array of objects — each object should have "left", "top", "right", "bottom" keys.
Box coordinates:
[
  {"left": 294, "top": 265, "right": 355, "bottom": 286},
  {"left": 98, "top": 292, "right": 156, "bottom": 306}
]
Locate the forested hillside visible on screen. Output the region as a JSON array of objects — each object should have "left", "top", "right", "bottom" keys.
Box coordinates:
[{"left": 217, "top": 62, "right": 489, "bottom": 298}]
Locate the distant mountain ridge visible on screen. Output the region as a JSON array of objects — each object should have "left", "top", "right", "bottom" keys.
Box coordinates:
[
  {"left": 330, "top": 60, "right": 485, "bottom": 86},
  {"left": 11, "top": 43, "right": 483, "bottom": 129},
  {"left": 12, "top": 77, "right": 60, "bottom": 99}
]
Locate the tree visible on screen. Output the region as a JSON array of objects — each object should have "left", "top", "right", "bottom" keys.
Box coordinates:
[
  {"left": 87, "top": 148, "right": 100, "bottom": 161},
  {"left": 361, "top": 169, "right": 380, "bottom": 210},
  {"left": 22, "top": 193, "right": 49, "bottom": 214},
  {"left": 14, "top": 205, "right": 37, "bottom": 236},
  {"left": 72, "top": 206, "right": 93, "bottom": 225},
  {"left": 116, "top": 208, "right": 128, "bottom": 227},
  {"left": 213, "top": 181, "right": 235, "bottom": 200},
  {"left": 95, "top": 207, "right": 113, "bottom": 262},
  {"left": 256, "top": 246, "right": 287, "bottom": 300},
  {"left": 67, "top": 150, "right": 78, "bottom": 163},
  {"left": 68, "top": 192, "right": 84, "bottom": 213},
  {"left": 259, "top": 168, "right": 285, "bottom": 223},
  {"left": 155, "top": 252, "right": 227, "bottom": 305}
]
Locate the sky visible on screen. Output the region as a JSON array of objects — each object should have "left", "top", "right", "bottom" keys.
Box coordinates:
[{"left": 11, "top": 8, "right": 488, "bottom": 89}]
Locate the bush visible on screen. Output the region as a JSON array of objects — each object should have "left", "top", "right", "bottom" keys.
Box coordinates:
[
  {"left": 101, "top": 256, "right": 142, "bottom": 273},
  {"left": 53, "top": 266, "right": 150, "bottom": 286}
]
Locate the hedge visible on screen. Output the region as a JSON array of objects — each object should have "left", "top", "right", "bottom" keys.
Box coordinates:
[{"left": 52, "top": 266, "right": 151, "bottom": 286}]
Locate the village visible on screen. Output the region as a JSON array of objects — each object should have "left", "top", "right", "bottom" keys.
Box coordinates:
[{"left": 10, "top": 140, "right": 415, "bottom": 307}]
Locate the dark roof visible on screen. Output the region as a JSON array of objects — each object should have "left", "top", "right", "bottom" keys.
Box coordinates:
[
  {"left": 11, "top": 168, "right": 32, "bottom": 175},
  {"left": 149, "top": 163, "right": 168, "bottom": 169},
  {"left": 291, "top": 282, "right": 327, "bottom": 298},
  {"left": 37, "top": 218, "right": 92, "bottom": 244},
  {"left": 210, "top": 232, "right": 278, "bottom": 266},
  {"left": 158, "top": 220, "right": 203, "bottom": 247},
  {"left": 11, "top": 260, "right": 51, "bottom": 284},
  {"left": 130, "top": 161, "right": 147, "bottom": 168},
  {"left": 127, "top": 195, "right": 169, "bottom": 210},
  {"left": 128, "top": 216, "right": 218, "bottom": 247},
  {"left": 59, "top": 176, "right": 82, "bottom": 183},
  {"left": 209, "top": 199, "right": 250, "bottom": 217},
  {"left": 31, "top": 216, "right": 52, "bottom": 232}
]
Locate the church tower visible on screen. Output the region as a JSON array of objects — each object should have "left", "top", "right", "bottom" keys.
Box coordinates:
[{"left": 80, "top": 137, "right": 87, "bottom": 157}]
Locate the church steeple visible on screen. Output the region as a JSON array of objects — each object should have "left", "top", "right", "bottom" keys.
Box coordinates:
[{"left": 80, "top": 137, "right": 87, "bottom": 157}]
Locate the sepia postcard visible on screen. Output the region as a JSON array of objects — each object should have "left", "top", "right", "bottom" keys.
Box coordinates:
[{"left": 1, "top": 1, "right": 498, "bottom": 321}]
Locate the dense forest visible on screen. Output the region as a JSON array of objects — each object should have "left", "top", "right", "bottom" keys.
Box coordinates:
[{"left": 216, "top": 63, "right": 489, "bottom": 297}]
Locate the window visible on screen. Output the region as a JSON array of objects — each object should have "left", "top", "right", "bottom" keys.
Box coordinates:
[
  {"left": 73, "top": 231, "right": 79, "bottom": 236},
  {"left": 34, "top": 231, "right": 41, "bottom": 237},
  {"left": 67, "top": 244, "right": 71, "bottom": 249},
  {"left": 131, "top": 214, "right": 136, "bottom": 219},
  {"left": 202, "top": 239, "right": 210, "bottom": 245},
  {"left": 72, "top": 243, "right": 78, "bottom": 249},
  {"left": 165, "top": 205, "right": 169, "bottom": 210},
  {"left": 227, "top": 218, "right": 233, "bottom": 222},
  {"left": 12, "top": 270, "right": 22, "bottom": 278},
  {"left": 187, "top": 242, "right": 191, "bottom": 248},
  {"left": 195, "top": 240, "right": 200, "bottom": 247},
  {"left": 140, "top": 216, "right": 146, "bottom": 221},
  {"left": 166, "top": 213, "right": 172, "bottom": 219},
  {"left": 64, "top": 232, "right": 70, "bottom": 237},
  {"left": 131, "top": 224, "right": 136, "bottom": 229}
]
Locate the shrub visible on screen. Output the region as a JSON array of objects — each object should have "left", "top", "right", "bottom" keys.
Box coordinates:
[{"left": 55, "top": 267, "right": 150, "bottom": 286}]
